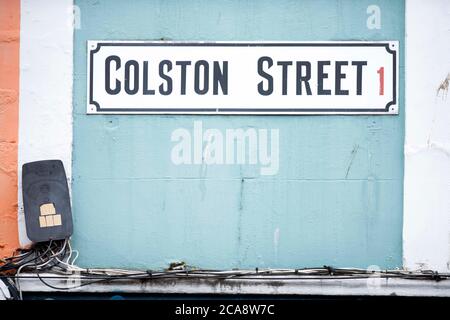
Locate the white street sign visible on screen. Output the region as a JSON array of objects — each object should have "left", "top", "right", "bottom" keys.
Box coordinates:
[{"left": 87, "top": 41, "right": 398, "bottom": 115}]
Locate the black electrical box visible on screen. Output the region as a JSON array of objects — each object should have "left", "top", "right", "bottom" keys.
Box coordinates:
[{"left": 22, "top": 160, "right": 73, "bottom": 243}]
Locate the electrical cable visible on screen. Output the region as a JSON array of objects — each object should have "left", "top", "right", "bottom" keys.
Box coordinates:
[{"left": 2, "top": 239, "right": 450, "bottom": 299}]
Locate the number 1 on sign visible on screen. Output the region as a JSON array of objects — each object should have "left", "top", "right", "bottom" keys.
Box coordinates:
[{"left": 377, "top": 67, "right": 384, "bottom": 95}]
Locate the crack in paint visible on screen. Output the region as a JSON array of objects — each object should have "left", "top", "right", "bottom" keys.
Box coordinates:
[{"left": 345, "top": 144, "right": 360, "bottom": 179}]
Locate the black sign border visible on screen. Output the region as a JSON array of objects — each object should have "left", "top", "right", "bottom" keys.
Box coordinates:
[{"left": 88, "top": 42, "right": 397, "bottom": 114}]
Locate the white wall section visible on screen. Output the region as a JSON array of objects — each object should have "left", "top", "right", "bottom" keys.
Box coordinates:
[
  {"left": 404, "top": 0, "right": 450, "bottom": 272},
  {"left": 18, "top": 0, "right": 74, "bottom": 246}
]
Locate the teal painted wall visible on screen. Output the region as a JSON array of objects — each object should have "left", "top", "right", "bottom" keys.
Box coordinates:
[{"left": 72, "top": 0, "right": 405, "bottom": 269}]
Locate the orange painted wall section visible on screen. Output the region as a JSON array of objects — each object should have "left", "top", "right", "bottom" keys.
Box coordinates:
[{"left": 0, "top": 0, "right": 20, "bottom": 258}]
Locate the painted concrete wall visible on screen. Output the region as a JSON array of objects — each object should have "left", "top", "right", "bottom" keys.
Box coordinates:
[
  {"left": 17, "top": 0, "right": 74, "bottom": 247},
  {"left": 72, "top": 0, "right": 405, "bottom": 270},
  {"left": 403, "top": 0, "right": 450, "bottom": 272},
  {"left": 2, "top": 0, "right": 447, "bottom": 277},
  {"left": 0, "top": 0, "right": 20, "bottom": 258}
]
